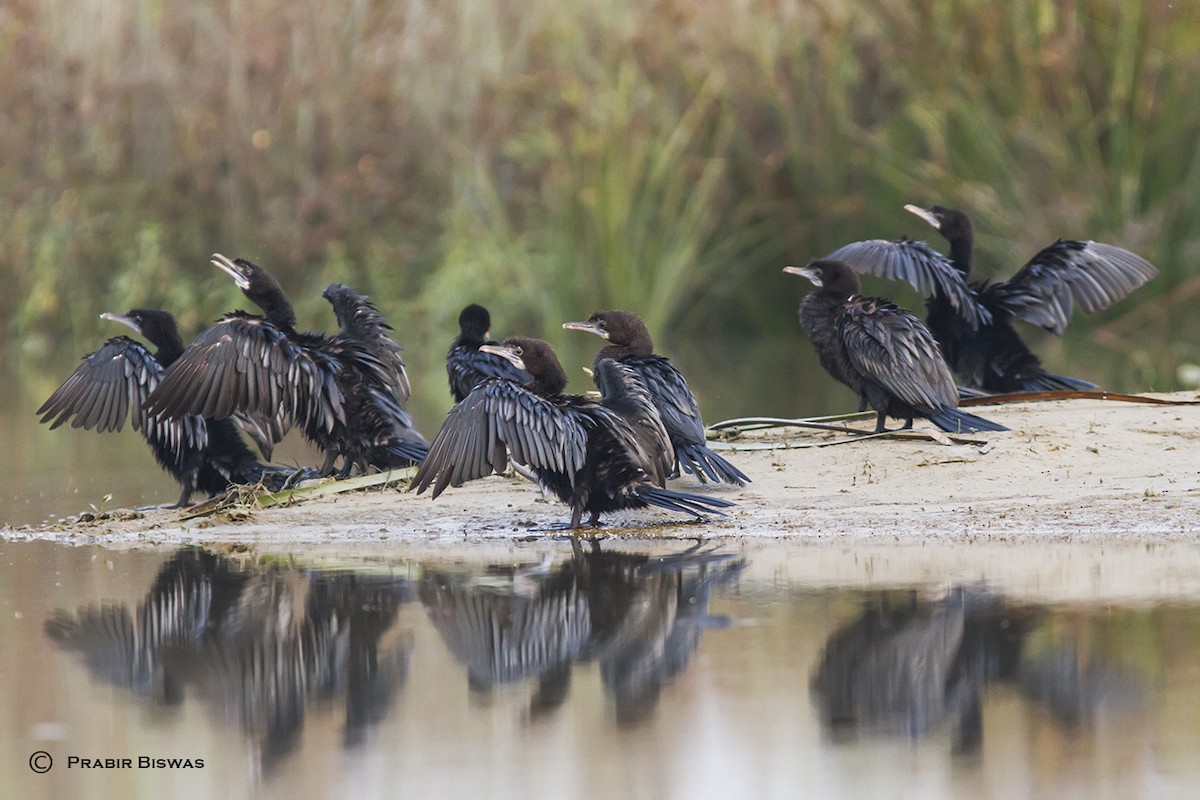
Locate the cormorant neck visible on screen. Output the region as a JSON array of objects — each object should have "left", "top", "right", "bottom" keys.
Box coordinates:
[
  {"left": 531, "top": 365, "right": 569, "bottom": 397},
  {"left": 596, "top": 341, "right": 650, "bottom": 361},
  {"left": 260, "top": 298, "right": 298, "bottom": 332},
  {"left": 946, "top": 233, "right": 973, "bottom": 277},
  {"left": 153, "top": 335, "right": 187, "bottom": 367}
]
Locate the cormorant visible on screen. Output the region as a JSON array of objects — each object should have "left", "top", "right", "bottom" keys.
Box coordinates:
[
  {"left": 784, "top": 260, "right": 1008, "bottom": 434},
  {"left": 411, "top": 337, "right": 735, "bottom": 528},
  {"left": 144, "top": 255, "right": 423, "bottom": 477},
  {"left": 323, "top": 283, "right": 429, "bottom": 472},
  {"left": 825, "top": 204, "right": 1157, "bottom": 392},
  {"left": 36, "top": 309, "right": 277, "bottom": 507},
  {"left": 446, "top": 303, "right": 531, "bottom": 402},
  {"left": 562, "top": 310, "right": 749, "bottom": 486}
]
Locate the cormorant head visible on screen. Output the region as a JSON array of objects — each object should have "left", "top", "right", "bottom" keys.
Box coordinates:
[
  {"left": 101, "top": 309, "right": 185, "bottom": 353},
  {"left": 458, "top": 304, "right": 492, "bottom": 341},
  {"left": 783, "top": 260, "right": 862, "bottom": 297},
  {"left": 562, "top": 310, "right": 653, "bottom": 351},
  {"left": 211, "top": 253, "right": 294, "bottom": 322},
  {"left": 903, "top": 204, "right": 972, "bottom": 242},
  {"left": 479, "top": 337, "right": 568, "bottom": 395}
]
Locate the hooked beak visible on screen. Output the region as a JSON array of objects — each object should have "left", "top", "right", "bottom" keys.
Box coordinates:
[
  {"left": 211, "top": 253, "right": 251, "bottom": 290},
  {"left": 100, "top": 312, "right": 141, "bottom": 334},
  {"left": 561, "top": 320, "right": 609, "bottom": 340},
  {"left": 903, "top": 204, "right": 941, "bottom": 230},
  {"left": 479, "top": 343, "right": 526, "bottom": 371},
  {"left": 782, "top": 265, "right": 822, "bottom": 287}
]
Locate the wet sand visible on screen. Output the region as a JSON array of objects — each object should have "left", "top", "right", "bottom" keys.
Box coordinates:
[{"left": 5, "top": 393, "right": 1198, "bottom": 550}]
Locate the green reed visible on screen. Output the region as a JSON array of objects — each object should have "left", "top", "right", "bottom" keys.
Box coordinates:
[{"left": 3, "top": 0, "right": 1199, "bottom": 400}]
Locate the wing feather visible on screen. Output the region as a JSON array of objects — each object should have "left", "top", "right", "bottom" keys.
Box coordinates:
[
  {"left": 826, "top": 238, "right": 992, "bottom": 329},
  {"left": 992, "top": 240, "right": 1157, "bottom": 334}
]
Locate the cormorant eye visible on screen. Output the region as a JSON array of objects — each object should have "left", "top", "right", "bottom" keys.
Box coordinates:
[{"left": 512, "top": 346, "right": 523, "bottom": 356}]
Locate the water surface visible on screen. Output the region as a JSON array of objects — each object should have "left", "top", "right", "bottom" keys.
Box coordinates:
[{"left": 2, "top": 537, "right": 1196, "bottom": 799}]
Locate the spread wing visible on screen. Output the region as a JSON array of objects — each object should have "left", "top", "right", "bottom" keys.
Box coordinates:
[
  {"left": 446, "top": 344, "right": 532, "bottom": 401},
  {"left": 988, "top": 240, "right": 1157, "bottom": 334},
  {"left": 37, "top": 336, "right": 206, "bottom": 453},
  {"left": 826, "top": 238, "right": 991, "bottom": 329},
  {"left": 144, "top": 314, "right": 345, "bottom": 440},
  {"left": 412, "top": 380, "right": 592, "bottom": 499},
  {"left": 837, "top": 298, "right": 959, "bottom": 412}
]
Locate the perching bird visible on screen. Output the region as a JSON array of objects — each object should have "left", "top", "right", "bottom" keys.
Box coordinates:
[
  {"left": 322, "top": 283, "right": 428, "bottom": 472},
  {"left": 825, "top": 204, "right": 1157, "bottom": 392},
  {"left": 145, "top": 255, "right": 423, "bottom": 477},
  {"left": 446, "top": 303, "right": 531, "bottom": 402},
  {"left": 784, "top": 260, "right": 1008, "bottom": 434},
  {"left": 36, "top": 309, "right": 275, "bottom": 506},
  {"left": 411, "top": 337, "right": 734, "bottom": 528},
  {"left": 562, "top": 310, "right": 749, "bottom": 486}
]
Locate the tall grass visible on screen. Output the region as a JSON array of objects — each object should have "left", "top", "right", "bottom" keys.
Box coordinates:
[{"left": 3, "top": 0, "right": 1199, "bottom": 411}]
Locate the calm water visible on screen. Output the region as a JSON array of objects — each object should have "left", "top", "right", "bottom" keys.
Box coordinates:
[{"left": 2, "top": 537, "right": 1197, "bottom": 800}]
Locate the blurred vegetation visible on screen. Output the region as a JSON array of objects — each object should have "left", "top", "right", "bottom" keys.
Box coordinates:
[{"left": 3, "top": 0, "right": 1199, "bottom": 426}]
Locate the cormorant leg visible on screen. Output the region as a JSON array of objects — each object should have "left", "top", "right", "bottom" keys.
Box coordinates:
[
  {"left": 901, "top": 418, "right": 915, "bottom": 430},
  {"left": 317, "top": 450, "right": 339, "bottom": 478},
  {"left": 168, "top": 481, "right": 196, "bottom": 509},
  {"left": 873, "top": 412, "right": 889, "bottom": 433}
]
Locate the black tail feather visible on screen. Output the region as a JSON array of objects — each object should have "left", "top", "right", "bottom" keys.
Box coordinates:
[
  {"left": 636, "top": 485, "right": 736, "bottom": 519},
  {"left": 927, "top": 407, "right": 1009, "bottom": 434},
  {"left": 676, "top": 443, "right": 750, "bottom": 486},
  {"left": 385, "top": 439, "right": 429, "bottom": 466},
  {"left": 1021, "top": 371, "right": 1098, "bottom": 392}
]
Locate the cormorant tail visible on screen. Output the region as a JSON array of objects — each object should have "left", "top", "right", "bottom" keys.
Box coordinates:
[
  {"left": 385, "top": 439, "right": 429, "bottom": 466},
  {"left": 1020, "top": 371, "right": 1098, "bottom": 392},
  {"left": 927, "top": 408, "right": 1009, "bottom": 434},
  {"left": 676, "top": 443, "right": 751, "bottom": 486},
  {"left": 635, "top": 486, "right": 736, "bottom": 518}
]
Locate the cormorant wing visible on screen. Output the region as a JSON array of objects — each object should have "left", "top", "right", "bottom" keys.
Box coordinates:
[
  {"left": 412, "top": 380, "right": 592, "bottom": 498},
  {"left": 144, "top": 314, "right": 345, "bottom": 438},
  {"left": 837, "top": 298, "right": 959, "bottom": 412},
  {"left": 447, "top": 345, "right": 532, "bottom": 399},
  {"left": 593, "top": 359, "right": 673, "bottom": 487},
  {"left": 826, "top": 239, "right": 992, "bottom": 329},
  {"left": 990, "top": 240, "right": 1158, "bottom": 335},
  {"left": 625, "top": 356, "right": 706, "bottom": 444},
  {"left": 37, "top": 337, "right": 207, "bottom": 452}
]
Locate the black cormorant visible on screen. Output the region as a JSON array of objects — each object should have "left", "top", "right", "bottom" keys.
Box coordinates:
[
  {"left": 784, "top": 260, "right": 1008, "bottom": 434},
  {"left": 446, "top": 303, "right": 531, "bottom": 402},
  {"left": 322, "top": 283, "right": 429, "bottom": 472},
  {"left": 145, "top": 255, "right": 423, "bottom": 476},
  {"left": 411, "top": 337, "right": 734, "bottom": 528},
  {"left": 825, "top": 205, "right": 1157, "bottom": 392},
  {"left": 37, "top": 309, "right": 275, "bottom": 506},
  {"left": 562, "top": 310, "right": 749, "bottom": 486}
]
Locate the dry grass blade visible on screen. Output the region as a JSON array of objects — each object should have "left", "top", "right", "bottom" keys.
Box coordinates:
[{"left": 959, "top": 390, "right": 1200, "bottom": 407}]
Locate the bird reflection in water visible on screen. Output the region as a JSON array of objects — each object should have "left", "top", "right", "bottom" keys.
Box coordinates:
[
  {"left": 419, "top": 539, "right": 744, "bottom": 725},
  {"left": 44, "top": 548, "right": 412, "bottom": 773},
  {"left": 810, "top": 588, "right": 1145, "bottom": 754}
]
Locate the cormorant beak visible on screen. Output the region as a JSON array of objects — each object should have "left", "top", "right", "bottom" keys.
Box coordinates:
[
  {"left": 479, "top": 344, "right": 526, "bottom": 371},
  {"left": 100, "top": 312, "right": 141, "bottom": 334},
  {"left": 903, "top": 204, "right": 942, "bottom": 230},
  {"left": 211, "top": 253, "right": 252, "bottom": 290},
  {"left": 782, "top": 265, "right": 822, "bottom": 287},
  {"left": 561, "top": 321, "right": 610, "bottom": 340}
]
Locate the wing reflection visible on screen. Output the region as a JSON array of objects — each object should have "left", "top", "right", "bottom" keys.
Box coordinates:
[
  {"left": 811, "top": 588, "right": 1036, "bottom": 753},
  {"left": 810, "top": 588, "right": 1146, "bottom": 753},
  {"left": 420, "top": 540, "right": 745, "bottom": 725},
  {"left": 45, "top": 548, "right": 412, "bottom": 772}
]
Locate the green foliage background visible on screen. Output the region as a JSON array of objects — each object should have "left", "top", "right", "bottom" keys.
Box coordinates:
[{"left": 4, "top": 0, "right": 1198, "bottom": 423}]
